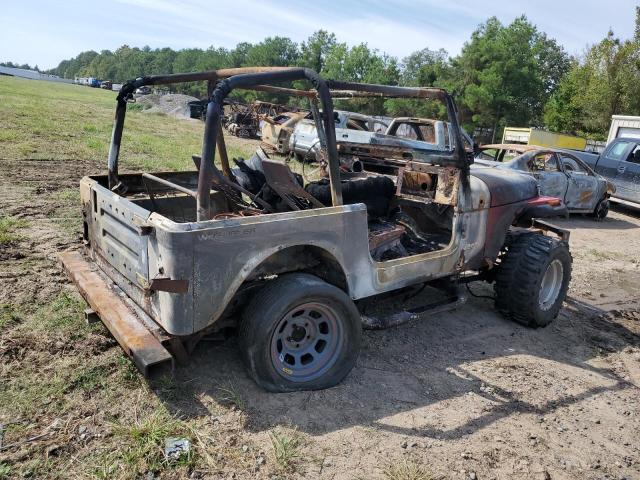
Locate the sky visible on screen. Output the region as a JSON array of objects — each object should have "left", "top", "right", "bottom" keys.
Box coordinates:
[{"left": 0, "top": 0, "right": 636, "bottom": 70}]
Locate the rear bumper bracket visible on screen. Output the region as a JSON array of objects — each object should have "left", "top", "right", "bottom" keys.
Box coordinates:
[{"left": 59, "top": 251, "right": 174, "bottom": 377}]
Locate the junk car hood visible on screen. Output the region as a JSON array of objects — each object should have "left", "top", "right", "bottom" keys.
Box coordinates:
[{"left": 470, "top": 165, "right": 538, "bottom": 207}]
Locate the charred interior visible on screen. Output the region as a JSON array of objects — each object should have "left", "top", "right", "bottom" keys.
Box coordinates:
[{"left": 98, "top": 67, "right": 467, "bottom": 263}]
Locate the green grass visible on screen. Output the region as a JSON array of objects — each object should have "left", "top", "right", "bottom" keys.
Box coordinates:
[
  {"left": 0, "top": 304, "right": 21, "bottom": 330},
  {"left": 586, "top": 248, "right": 616, "bottom": 260},
  {"left": 36, "top": 290, "right": 86, "bottom": 331},
  {"left": 0, "top": 216, "right": 27, "bottom": 245},
  {"left": 216, "top": 378, "right": 246, "bottom": 411},
  {"left": 381, "top": 459, "right": 433, "bottom": 480},
  {"left": 270, "top": 427, "right": 303, "bottom": 473},
  {"left": 50, "top": 188, "right": 83, "bottom": 240},
  {"left": 102, "top": 408, "right": 194, "bottom": 478},
  {"left": 0, "top": 76, "right": 252, "bottom": 169},
  {"left": 0, "top": 291, "right": 104, "bottom": 418},
  {"left": 0, "top": 463, "right": 10, "bottom": 479}
]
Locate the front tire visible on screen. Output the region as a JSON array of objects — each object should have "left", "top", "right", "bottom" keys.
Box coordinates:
[
  {"left": 239, "top": 274, "right": 361, "bottom": 392},
  {"left": 494, "top": 233, "right": 572, "bottom": 327}
]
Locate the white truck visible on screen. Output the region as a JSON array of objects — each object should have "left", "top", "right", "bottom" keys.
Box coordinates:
[{"left": 607, "top": 115, "right": 640, "bottom": 144}]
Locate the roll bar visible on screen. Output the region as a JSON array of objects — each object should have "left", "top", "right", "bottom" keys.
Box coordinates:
[
  {"left": 108, "top": 67, "right": 298, "bottom": 190},
  {"left": 106, "top": 67, "right": 467, "bottom": 221},
  {"left": 196, "top": 68, "right": 341, "bottom": 221}
]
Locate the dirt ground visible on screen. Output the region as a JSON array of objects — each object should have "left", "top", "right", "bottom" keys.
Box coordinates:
[{"left": 1, "top": 148, "right": 639, "bottom": 479}]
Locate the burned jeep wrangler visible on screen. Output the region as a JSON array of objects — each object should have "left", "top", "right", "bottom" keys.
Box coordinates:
[{"left": 61, "top": 67, "right": 572, "bottom": 392}]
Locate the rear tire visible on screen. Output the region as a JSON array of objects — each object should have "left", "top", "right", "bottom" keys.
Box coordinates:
[
  {"left": 591, "top": 198, "right": 609, "bottom": 220},
  {"left": 238, "top": 274, "right": 361, "bottom": 392},
  {"left": 494, "top": 233, "right": 572, "bottom": 327}
]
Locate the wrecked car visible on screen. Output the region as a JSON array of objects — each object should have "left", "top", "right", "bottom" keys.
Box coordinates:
[
  {"left": 386, "top": 117, "right": 475, "bottom": 154},
  {"left": 60, "top": 67, "right": 572, "bottom": 393},
  {"left": 225, "top": 100, "right": 293, "bottom": 138},
  {"left": 295, "top": 116, "right": 475, "bottom": 164},
  {"left": 260, "top": 111, "right": 308, "bottom": 154},
  {"left": 475, "top": 144, "right": 614, "bottom": 219},
  {"left": 289, "top": 110, "right": 387, "bottom": 161},
  {"left": 225, "top": 108, "right": 258, "bottom": 138}
]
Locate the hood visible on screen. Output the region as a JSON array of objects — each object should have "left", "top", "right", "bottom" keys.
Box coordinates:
[{"left": 470, "top": 166, "right": 538, "bottom": 207}]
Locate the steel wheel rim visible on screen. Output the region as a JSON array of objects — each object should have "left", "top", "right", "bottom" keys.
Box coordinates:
[
  {"left": 270, "top": 302, "right": 343, "bottom": 382},
  {"left": 539, "top": 259, "right": 564, "bottom": 310}
]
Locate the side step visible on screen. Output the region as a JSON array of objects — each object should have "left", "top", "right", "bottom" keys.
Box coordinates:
[
  {"left": 360, "top": 285, "right": 468, "bottom": 330},
  {"left": 59, "top": 251, "right": 173, "bottom": 376}
]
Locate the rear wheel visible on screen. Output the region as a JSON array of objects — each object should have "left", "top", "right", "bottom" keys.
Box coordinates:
[
  {"left": 239, "top": 274, "right": 361, "bottom": 392},
  {"left": 494, "top": 233, "right": 572, "bottom": 327},
  {"left": 591, "top": 198, "right": 609, "bottom": 220}
]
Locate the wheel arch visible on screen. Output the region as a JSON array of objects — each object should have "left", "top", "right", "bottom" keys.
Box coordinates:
[
  {"left": 211, "top": 243, "right": 353, "bottom": 330},
  {"left": 245, "top": 244, "right": 350, "bottom": 292}
]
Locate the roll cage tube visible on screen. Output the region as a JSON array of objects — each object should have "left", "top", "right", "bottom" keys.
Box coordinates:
[
  {"left": 107, "top": 68, "right": 469, "bottom": 215},
  {"left": 197, "top": 68, "right": 341, "bottom": 221},
  {"left": 108, "top": 67, "right": 299, "bottom": 191},
  {"left": 107, "top": 98, "right": 127, "bottom": 190}
]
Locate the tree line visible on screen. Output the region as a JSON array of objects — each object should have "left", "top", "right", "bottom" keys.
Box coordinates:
[
  {"left": 42, "top": 8, "right": 640, "bottom": 141},
  {"left": 1, "top": 61, "right": 41, "bottom": 71}
]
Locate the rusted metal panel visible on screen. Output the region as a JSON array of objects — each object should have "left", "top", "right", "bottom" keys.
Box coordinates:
[
  {"left": 398, "top": 170, "right": 433, "bottom": 195},
  {"left": 435, "top": 167, "right": 460, "bottom": 205},
  {"left": 147, "top": 277, "right": 190, "bottom": 294},
  {"left": 532, "top": 219, "right": 570, "bottom": 243},
  {"left": 59, "top": 251, "right": 173, "bottom": 376},
  {"left": 369, "top": 224, "right": 405, "bottom": 251},
  {"left": 91, "top": 186, "right": 150, "bottom": 287},
  {"left": 395, "top": 163, "right": 459, "bottom": 206}
]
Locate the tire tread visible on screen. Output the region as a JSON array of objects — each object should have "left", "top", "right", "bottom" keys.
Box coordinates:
[
  {"left": 238, "top": 273, "right": 361, "bottom": 392},
  {"left": 495, "top": 232, "right": 572, "bottom": 327}
]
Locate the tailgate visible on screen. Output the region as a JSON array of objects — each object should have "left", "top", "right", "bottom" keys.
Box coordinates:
[{"left": 91, "top": 184, "right": 150, "bottom": 288}]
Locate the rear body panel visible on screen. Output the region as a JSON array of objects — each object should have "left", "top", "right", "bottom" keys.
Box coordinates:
[
  {"left": 81, "top": 172, "right": 492, "bottom": 336},
  {"left": 91, "top": 185, "right": 151, "bottom": 286}
]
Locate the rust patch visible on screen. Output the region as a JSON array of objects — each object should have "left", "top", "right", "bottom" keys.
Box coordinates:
[
  {"left": 59, "top": 251, "right": 173, "bottom": 376},
  {"left": 579, "top": 190, "right": 594, "bottom": 202},
  {"left": 435, "top": 167, "right": 460, "bottom": 205}
]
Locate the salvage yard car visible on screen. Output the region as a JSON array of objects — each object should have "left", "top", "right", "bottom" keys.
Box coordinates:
[
  {"left": 261, "top": 111, "right": 308, "bottom": 154},
  {"left": 60, "top": 67, "right": 573, "bottom": 393},
  {"left": 289, "top": 110, "right": 387, "bottom": 161},
  {"left": 582, "top": 137, "right": 640, "bottom": 208},
  {"left": 387, "top": 117, "right": 475, "bottom": 153},
  {"left": 476, "top": 144, "right": 614, "bottom": 219}
]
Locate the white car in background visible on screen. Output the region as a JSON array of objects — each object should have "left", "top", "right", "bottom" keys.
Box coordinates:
[{"left": 289, "top": 110, "right": 388, "bottom": 161}]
